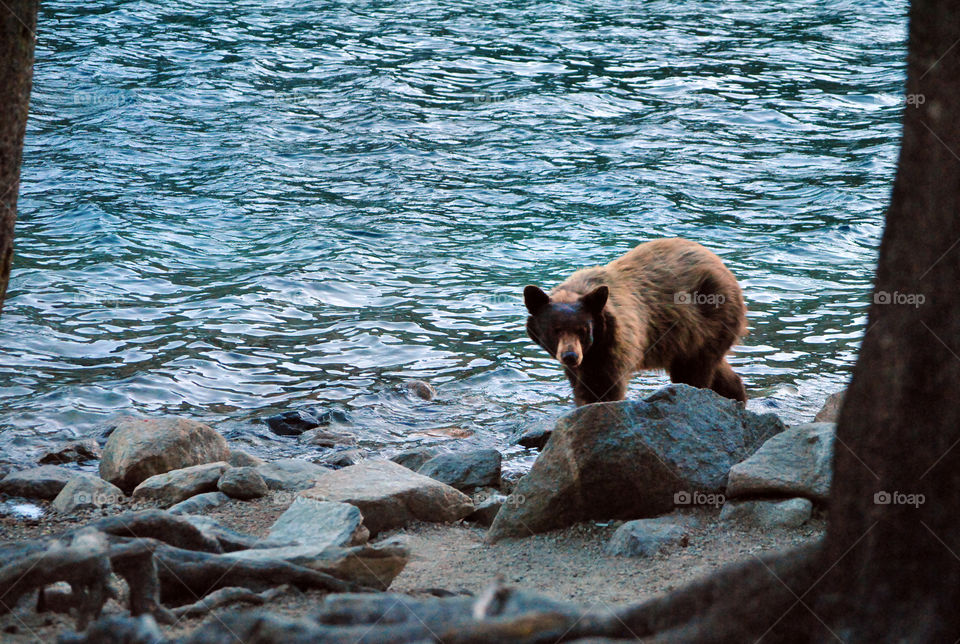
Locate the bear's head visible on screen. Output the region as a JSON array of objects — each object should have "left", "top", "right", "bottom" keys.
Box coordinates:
[{"left": 523, "top": 284, "right": 608, "bottom": 369}]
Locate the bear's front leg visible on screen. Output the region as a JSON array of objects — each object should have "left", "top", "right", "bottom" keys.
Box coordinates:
[{"left": 565, "top": 366, "right": 627, "bottom": 406}]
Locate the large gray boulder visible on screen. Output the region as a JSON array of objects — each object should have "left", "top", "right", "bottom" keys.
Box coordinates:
[
  {"left": 266, "top": 497, "right": 368, "bottom": 548},
  {"left": 0, "top": 465, "right": 78, "bottom": 500},
  {"left": 727, "top": 422, "right": 835, "bottom": 503},
  {"left": 416, "top": 449, "right": 502, "bottom": 491},
  {"left": 488, "top": 385, "right": 785, "bottom": 541},
  {"left": 300, "top": 459, "right": 473, "bottom": 535},
  {"left": 99, "top": 417, "right": 230, "bottom": 493},
  {"left": 131, "top": 462, "right": 230, "bottom": 506}
]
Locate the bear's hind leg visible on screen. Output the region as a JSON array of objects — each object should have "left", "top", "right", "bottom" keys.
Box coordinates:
[{"left": 710, "top": 358, "right": 746, "bottom": 403}]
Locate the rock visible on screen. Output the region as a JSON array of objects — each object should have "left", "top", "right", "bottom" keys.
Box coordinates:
[
  {"left": 300, "top": 459, "right": 474, "bottom": 535},
  {"left": 168, "top": 491, "right": 231, "bottom": 516},
  {"left": 264, "top": 407, "right": 350, "bottom": 437},
  {"left": 131, "top": 462, "right": 230, "bottom": 506},
  {"left": 727, "top": 422, "right": 835, "bottom": 503},
  {"left": 51, "top": 475, "right": 124, "bottom": 513},
  {"left": 300, "top": 429, "right": 357, "bottom": 447},
  {"left": 814, "top": 391, "right": 845, "bottom": 423},
  {"left": 217, "top": 467, "right": 269, "bottom": 500},
  {"left": 515, "top": 425, "right": 552, "bottom": 450},
  {"left": 256, "top": 459, "right": 331, "bottom": 491},
  {"left": 223, "top": 538, "right": 409, "bottom": 591},
  {"left": 99, "top": 416, "right": 230, "bottom": 493},
  {"left": 0, "top": 465, "right": 78, "bottom": 500},
  {"left": 266, "top": 497, "right": 368, "bottom": 548},
  {"left": 180, "top": 515, "right": 264, "bottom": 551},
  {"left": 488, "top": 384, "right": 785, "bottom": 542},
  {"left": 403, "top": 380, "right": 436, "bottom": 401},
  {"left": 390, "top": 447, "right": 439, "bottom": 471},
  {"left": 720, "top": 497, "right": 813, "bottom": 529},
  {"left": 38, "top": 439, "right": 101, "bottom": 465},
  {"left": 604, "top": 517, "right": 689, "bottom": 557},
  {"left": 228, "top": 450, "right": 264, "bottom": 467},
  {"left": 416, "top": 449, "right": 502, "bottom": 491},
  {"left": 466, "top": 493, "right": 506, "bottom": 526},
  {"left": 319, "top": 449, "right": 365, "bottom": 468}
]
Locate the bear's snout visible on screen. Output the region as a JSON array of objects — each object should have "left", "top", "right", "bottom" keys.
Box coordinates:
[{"left": 556, "top": 333, "right": 583, "bottom": 368}]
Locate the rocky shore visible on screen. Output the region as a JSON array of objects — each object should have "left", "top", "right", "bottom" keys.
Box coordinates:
[{"left": 0, "top": 383, "right": 842, "bottom": 643}]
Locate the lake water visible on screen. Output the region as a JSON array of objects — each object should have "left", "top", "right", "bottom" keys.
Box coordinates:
[{"left": 0, "top": 0, "right": 907, "bottom": 473}]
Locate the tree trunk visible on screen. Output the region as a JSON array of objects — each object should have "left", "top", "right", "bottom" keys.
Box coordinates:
[
  {"left": 0, "top": 0, "right": 38, "bottom": 317},
  {"left": 811, "top": 0, "right": 960, "bottom": 640}
]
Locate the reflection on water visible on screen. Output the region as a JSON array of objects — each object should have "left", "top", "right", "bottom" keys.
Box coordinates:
[{"left": 0, "top": 0, "right": 906, "bottom": 471}]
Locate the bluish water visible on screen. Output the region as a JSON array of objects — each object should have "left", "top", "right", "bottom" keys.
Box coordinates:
[{"left": 1, "top": 0, "right": 906, "bottom": 472}]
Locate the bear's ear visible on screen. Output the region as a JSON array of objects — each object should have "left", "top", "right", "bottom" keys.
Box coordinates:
[
  {"left": 524, "top": 285, "right": 550, "bottom": 315},
  {"left": 582, "top": 285, "right": 608, "bottom": 314}
]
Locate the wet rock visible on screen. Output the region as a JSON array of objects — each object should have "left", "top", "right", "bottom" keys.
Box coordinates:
[
  {"left": 228, "top": 449, "right": 264, "bottom": 467},
  {"left": 38, "top": 439, "right": 101, "bottom": 465},
  {"left": 264, "top": 407, "right": 350, "bottom": 437},
  {"left": 727, "top": 422, "right": 835, "bottom": 503},
  {"left": 488, "top": 384, "right": 785, "bottom": 542},
  {"left": 168, "top": 491, "right": 231, "bottom": 516},
  {"left": 217, "top": 467, "right": 269, "bottom": 500},
  {"left": 320, "top": 449, "right": 365, "bottom": 468},
  {"left": 301, "top": 429, "right": 358, "bottom": 447},
  {"left": 99, "top": 416, "right": 230, "bottom": 493},
  {"left": 514, "top": 425, "right": 552, "bottom": 450},
  {"left": 604, "top": 517, "right": 689, "bottom": 557},
  {"left": 466, "top": 493, "right": 506, "bottom": 527},
  {"left": 391, "top": 447, "right": 439, "bottom": 471},
  {"left": 300, "top": 459, "right": 474, "bottom": 535},
  {"left": 256, "top": 459, "right": 331, "bottom": 491},
  {"left": 0, "top": 465, "right": 78, "bottom": 500},
  {"left": 51, "top": 474, "right": 124, "bottom": 513},
  {"left": 266, "top": 497, "right": 368, "bottom": 548},
  {"left": 720, "top": 497, "right": 813, "bottom": 529},
  {"left": 814, "top": 391, "right": 845, "bottom": 423},
  {"left": 416, "top": 449, "right": 502, "bottom": 491},
  {"left": 131, "top": 462, "right": 230, "bottom": 506},
  {"left": 223, "top": 538, "right": 409, "bottom": 591},
  {"left": 403, "top": 380, "right": 436, "bottom": 401}
]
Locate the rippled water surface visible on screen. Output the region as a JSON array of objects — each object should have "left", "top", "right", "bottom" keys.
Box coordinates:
[{"left": 1, "top": 0, "right": 907, "bottom": 470}]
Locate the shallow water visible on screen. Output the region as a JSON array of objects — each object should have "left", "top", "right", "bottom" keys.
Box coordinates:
[{"left": 1, "top": 0, "right": 906, "bottom": 472}]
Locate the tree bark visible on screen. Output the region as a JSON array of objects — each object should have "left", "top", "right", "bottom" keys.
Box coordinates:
[
  {"left": 812, "top": 0, "right": 960, "bottom": 640},
  {"left": 0, "top": 0, "right": 37, "bottom": 316}
]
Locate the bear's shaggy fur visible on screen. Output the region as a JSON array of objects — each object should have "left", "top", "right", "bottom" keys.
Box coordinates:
[{"left": 524, "top": 238, "right": 747, "bottom": 405}]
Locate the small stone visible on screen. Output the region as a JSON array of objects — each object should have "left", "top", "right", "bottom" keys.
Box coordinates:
[
  {"left": 720, "top": 498, "right": 813, "bottom": 529},
  {"left": 256, "top": 459, "right": 331, "bottom": 491},
  {"left": 604, "top": 517, "right": 689, "bottom": 557},
  {"left": 217, "top": 467, "right": 269, "bottom": 500},
  {"left": 514, "top": 425, "right": 552, "bottom": 450},
  {"left": 300, "top": 429, "right": 357, "bottom": 447},
  {"left": 320, "top": 449, "right": 365, "bottom": 468},
  {"left": 466, "top": 493, "right": 506, "bottom": 527},
  {"left": 0, "top": 465, "right": 78, "bottom": 500},
  {"left": 417, "top": 449, "right": 502, "bottom": 491},
  {"left": 403, "top": 380, "right": 436, "bottom": 401},
  {"left": 228, "top": 450, "right": 265, "bottom": 467},
  {"left": 814, "top": 391, "right": 845, "bottom": 423},
  {"left": 264, "top": 410, "right": 322, "bottom": 436},
  {"left": 266, "top": 497, "right": 368, "bottom": 548},
  {"left": 51, "top": 475, "right": 124, "bottom": 513},
  {"left": 38, "top": 439, "right": 102, "bottom": 465},
  {"left": 168, "top": 491, "right": 232, "bottom": 515},
  {"left": 391, "top": 447, "right": 439, "bottom": 471},
  {"left": 99, "top": 416, "right": 230, "bottom": 493},
  {"left": 132, "top": 462, "right": 230, "bottom": 506}
]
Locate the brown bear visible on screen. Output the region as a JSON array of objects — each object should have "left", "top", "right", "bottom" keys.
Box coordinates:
[{"left": 523, "top": 238, "right": 747, "bottom": 405}]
